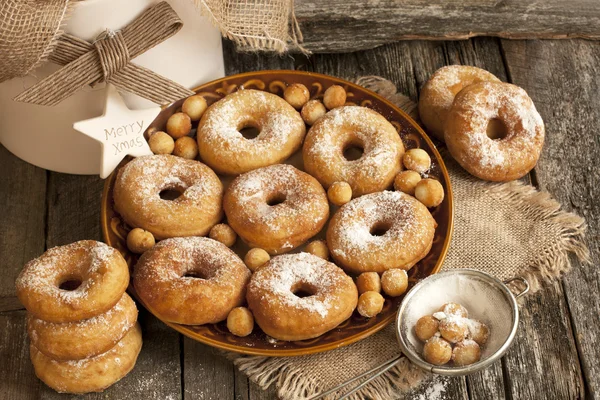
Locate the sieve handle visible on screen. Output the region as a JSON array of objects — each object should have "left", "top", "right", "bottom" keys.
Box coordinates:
[{"left": 504, "top": 277, "right": 530, "bottom": 298}]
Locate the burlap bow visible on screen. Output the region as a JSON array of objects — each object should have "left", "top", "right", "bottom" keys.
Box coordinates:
[{"left": 14, "top": 1, "right": 195, "bottom": 106}]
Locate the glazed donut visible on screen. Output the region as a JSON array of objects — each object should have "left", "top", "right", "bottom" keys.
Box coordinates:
[
  {"left": 246, "top": 253, "right": 358, "bottom": 341},
  {"left": 28, "top": 293, "right": 138, "bottom": 361},
  {"left": 303, "top": 106, "right": 404, "bottom": 197},
  {"left": 30, "top": 323, "right": 142, "bottom": 394},
  {"left": 16, "top": 241, "right": 129, "bottom": 323},
  {"left": 418, "top": 65, "right": 501, "bottom": 141},
  {"left": 445, "top": 82, "right": 545, "bottom": 181},
  {"left": 327, "top": 191, "right": 436, "bottom": 274},
  {"left": 133, "top": 237, "right": 251, "bottom": 325},
  {"left": 114, "top": 155, "right": 223, "bottom": 240},
  {"left": 197, "top": 89, "right": 306, "bottom": 174},
  {"left": 224, "top": 164, "right": 329, "bottom": 254}
]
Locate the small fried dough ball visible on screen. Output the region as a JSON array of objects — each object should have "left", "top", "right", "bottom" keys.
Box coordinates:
[
  {"left": 415, "top": 315, "right": 440, "bottom": 342},
  {"left": 423, "top": 336, "right": 452, "bottom": 365},
  {"left": 403, "top": 148, "right": 431, "bottom": 173},
  {"left": 356, "top": 272, "right": 381, "bottom": 294},
  {"left": 166, "top": 112, "right": 192, "bottom": 139},
  {"left": 415, "top": 178, "right": 445, "bottom": 208},
  {"left": 173, "top": 136, "right": 199, "bottom": 159},
  {"left": 439, "top": 318, "right": 469, "bottom": 343},
  {"left": 468, "top": 320, "right": 490, "bottom": 346},
  {"left": 323, "top": 85, "right": 346, "bottom": 110},
  {"left": 127, "top": 228, "right": 155, "bottom": 254},
  {"left": 284, "top": 83, "right": 310, "bottom": 109},
  {"left": 209, "top": 224, "right": 237, "bottom": 247},
  {"left": 182, "top": 95, "right": 208, "bottom": 121},
  {"left": 394, "top": 170, "right": 422, "bottom": 195},
  {"left": 305, "top": 240, "right": 329, "bottom": 260},
  {"left": 244, "top": 248, "right": 270, "bottom": 272},
  {"left": 381, "top": 269, "right": 408, "bottom": 297},
  {"left": 439, "top": 302, "right": 468, "bottom": 318},
  {"left": 148, "top": 131, "right": 174, "bottom": 155},
  {"left": 227, "top": 307, "right": 254, "bottom": 337},
  {"left": 357, "top": 291, "right": 385, "bottom": 318},
  {"left": 301, "top": 100, "right": 327, "bottom": 125},
  {"left": 327, "top": 181, "right": 352, "bottom": 206},
  {"left": 452, "top": 340, "right": 481, "bottom": 366}
]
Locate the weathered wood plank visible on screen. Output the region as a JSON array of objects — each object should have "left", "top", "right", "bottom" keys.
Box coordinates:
[
  {"left": 0, "top": 145, "right": 46, "bottom": 310},
  {"left": 294, "top": 0, "right": 600, "bottom": 53},
  {"left": 501, "top": 38, "right": 600, "bottom": 398},
  {"left": 222, "top": 40, "right": 295, "bottom": 74},
  {"left": 183, "top": 339, "right": 234, "bottom": 399}
]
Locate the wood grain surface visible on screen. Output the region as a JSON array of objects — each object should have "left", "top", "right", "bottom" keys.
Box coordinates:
[
  {"left": 0, "top": 37, "right": 597, "bottom": 400},
  {"left": 295, "top": 0, "right": 600, "bottom": 52}
]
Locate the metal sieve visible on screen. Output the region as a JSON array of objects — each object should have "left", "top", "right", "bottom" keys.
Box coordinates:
[{"left": 309, "top": 269, "right": 529, "bottom": 399}]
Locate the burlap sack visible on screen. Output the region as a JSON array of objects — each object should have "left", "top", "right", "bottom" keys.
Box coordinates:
[{"left": 232, "top": 77, "right": 590, "bottom": 400}]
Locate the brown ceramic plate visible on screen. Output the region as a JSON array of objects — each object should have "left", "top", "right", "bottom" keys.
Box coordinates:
[{"left": 101, "top": 70, "right": 454, "bottom": 356}]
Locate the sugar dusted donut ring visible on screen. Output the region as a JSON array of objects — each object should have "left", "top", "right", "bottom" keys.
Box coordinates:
[
  {"left": 114, "top": 155, "right": 223, "bottom": 240},
  {"left": 418, "top": 65, "right": 501, "bottom": 141},
  {"left": 197, "top": 89, "right": 306, "bottom": 174},
  {"left": 133, "top": 237, "right": 251, "bottom": 325},
  {"left": 246, "top": 253, "right": 358, "bottom": 341},
  {"left": 327, "top": 191, "right": 436, "bottom": 274},
  {"left": 445, "top": 82, "right": 545, "bottom": 181},
  {"left": 28, "top": 293, "right": 138, "bottom": 361},
  {"left": 16, "top": 241, "right": 129, "bottom": 323},
  {"left": 224, "top": 164, "right": 329, "bottom": 255},
  {"left": 303, "top": 106, "right": 404, "bottom": 197},
  {"left": 30, "top": 323, "right": 142, "bottom": 394}
]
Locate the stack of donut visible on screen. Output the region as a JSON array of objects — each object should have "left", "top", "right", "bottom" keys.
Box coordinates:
[
  {"left": 419, "top": 65, "right": 545, "bottom": 181},
  {"left": 15, "top": 241, "right": 140, "bottom": 394}
]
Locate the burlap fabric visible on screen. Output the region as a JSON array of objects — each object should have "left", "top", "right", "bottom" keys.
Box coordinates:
[{"left": 232, "top": 77, "right": 590, "bottom": 400}]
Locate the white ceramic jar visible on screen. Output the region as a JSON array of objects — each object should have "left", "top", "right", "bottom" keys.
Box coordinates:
[{"left": 0, "top": 0, "right": 224, "bottom": 174}]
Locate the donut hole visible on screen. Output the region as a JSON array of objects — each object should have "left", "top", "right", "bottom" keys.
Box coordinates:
[
  {"left": 486, "top": 118, "right": 508, "bottom": 140},
  {"left": 238, "top": 121, "right": 261, "bottom": 140},
  {"left": 370, "top": 221, "right": 392, "bottom": 237},
  {"left": 182, "top": 270, "right": 210, "bottom": 280},
  {"left": 58, "top": 277, "right": 83, "bottom": 291},
  {"left": 159, "top": 183, "right": 187, "bottom": 201},
  {"left": 343, "top": 143, "right": 364, "bottom": 161},
  {"left": 291, "top": 282, "right": 318, "bottom": 298},
  {"left": 266, "top": 192, "right": 287, "bottom": 207}
]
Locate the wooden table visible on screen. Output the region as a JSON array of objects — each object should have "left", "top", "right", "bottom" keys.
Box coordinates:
[{"left": 1, "top": 38, "right": 598, "bottom": 400}]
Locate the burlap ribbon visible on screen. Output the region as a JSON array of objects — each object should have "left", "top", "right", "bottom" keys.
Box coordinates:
[{"left": 14, "top": 1, "right": 194, "bottom": 106}]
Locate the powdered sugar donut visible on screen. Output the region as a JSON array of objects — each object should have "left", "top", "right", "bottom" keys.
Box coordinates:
[
  {"left": 418, "top": 65, "right": 501, "bottom": 141},
  {"left": 16, "top": 241, "right": 129, "bottom": 323},
  {"left": 30, "top": 322, "right": 142, "bottom": 394},
  {"left": 197, "top": 89, "right": 306, "bottom": 174},
  {"left": 303, "top": 106, "right": 404, "bottom": 197},
  {"left": 28, "top": 293, "right": 138, "bottom": 361},
  {"left": 327, "top": 191, "right": 436, "bottom": 274},
  {"left": 445, "top": 82, "right": 545, "bottom": 181},
  {"left": 113, "top": 155, "right": 223, "bottom": 240},
  {"left": 133, "top": 237, "right": 251, "bottom": 325},
  {"left": 223, "top": 164, "right": 329, "bottom": 255},
  {"left": 246, "top": 253, "right": 358, "bottom": 341}
]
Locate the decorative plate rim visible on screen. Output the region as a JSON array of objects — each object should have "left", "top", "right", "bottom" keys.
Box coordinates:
[{"left": 101, "top": 70, "right": 454, "bottom": 356}]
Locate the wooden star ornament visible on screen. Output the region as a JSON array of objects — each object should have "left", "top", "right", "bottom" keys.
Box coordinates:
[{"left": 73, "top": 84, "right": 159, "bottom": 178}]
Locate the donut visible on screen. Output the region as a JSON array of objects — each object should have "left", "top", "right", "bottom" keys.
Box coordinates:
[
  {"left": 445, "top": 81, "right": 545, "bottom": 181},
  {"left": 418, "top": 65, "right": 501, "bottom": 141},
  {"left": 246, "top": 253, "right": 358, "bottom": 341},
  {"left": 113, "top": 155, "right": 223, "bottom": 240},
  {"left": 223, "top": 164, "right": 329, "bottom": 254},
  {"left": 197, "top": 89, "right": 306, "bottom": 175},
  {"left": 133, "top": 237, "right": 251, "bottom": 325},
  {"left": 30, "top": 323, "right": 142, "bottom": 394},
  {"left": 303, "top": 106, "right": 404, "bottom": 197},
  {"left": 327, "top": 191, "right": 436, "bottom": 274},
  {"left": 16, "top": 241, "right": 129, "bottom": 323},
  {"left": 28, "top": 293, "right": 138, "bottom": 361}
]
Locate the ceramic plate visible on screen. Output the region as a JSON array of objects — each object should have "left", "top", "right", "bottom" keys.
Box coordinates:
[{"left": 101, "top": 70, "right": 454, "bottom": 356}]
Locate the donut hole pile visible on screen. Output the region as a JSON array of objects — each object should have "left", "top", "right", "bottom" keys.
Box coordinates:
[
  {"left": 117, "top": 82, "right": 448, "bottom": 342},
  {"left": 15, "top": 241, "right": 141, "bottom": 394}
]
